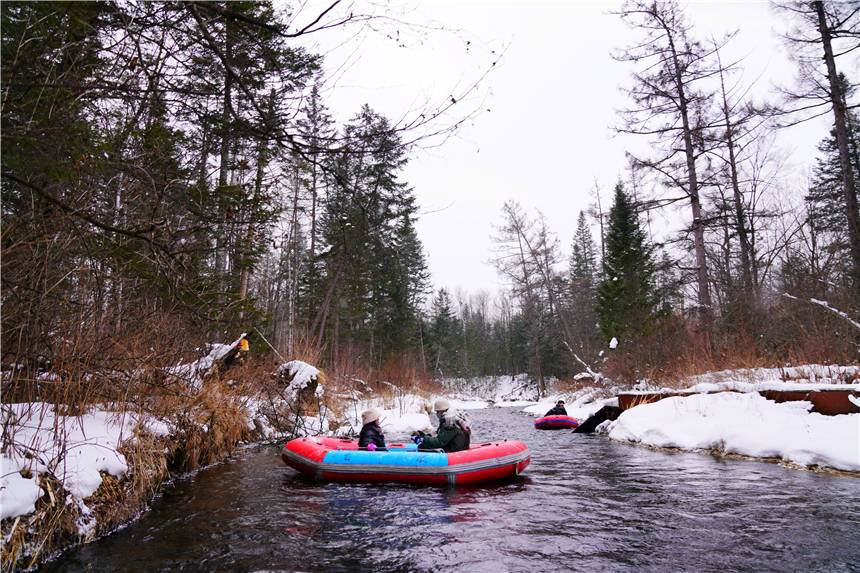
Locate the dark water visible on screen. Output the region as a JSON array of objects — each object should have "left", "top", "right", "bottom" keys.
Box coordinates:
[{"left": 44, "top": 407, "right": 860, "bottom": 572}]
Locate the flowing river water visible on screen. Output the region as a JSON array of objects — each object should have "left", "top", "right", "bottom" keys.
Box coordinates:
[{"left": 43, "top": 406, "right": 860, "bottom": 572}]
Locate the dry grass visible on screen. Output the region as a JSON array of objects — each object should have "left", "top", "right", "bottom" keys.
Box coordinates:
[
  {"left": 0, "top": 420, "right": 181, "bottom": 573},
  {"left": 598, "top": 302, "right": 859, "bottom": 389},
  {"left": 0, "top": 320, "right": 271, "bottom": 571}
]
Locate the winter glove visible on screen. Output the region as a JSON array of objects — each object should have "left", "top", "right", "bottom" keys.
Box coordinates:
[
  {"left": 410, "top": 432, "right": 424, "bottom": 445},
  {"left": 367, "top": 443, "right": 377, "bottom": 451}
]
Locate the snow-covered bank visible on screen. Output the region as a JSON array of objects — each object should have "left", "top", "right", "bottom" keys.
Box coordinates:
[
  {"left": 343, "top": 365, "right": 859, "bottom": 472},
  {"left": 603, "top": 392, "right": 859, "bottom": 471},
  {"left": 520, "top": 366, "right": 860, "bottom": 473},
  {"left": 0, "top": 404, "right": 153, "bottom": 523},
  {"left": 4, "top": 364, "right": 858, "bottom": 527}
]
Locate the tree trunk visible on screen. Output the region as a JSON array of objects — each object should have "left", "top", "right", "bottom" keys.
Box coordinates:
[
  {"left": 814, "top": 0, "right": 860, "bottom": 289},
  {"left": 515, "top": 233, "right": 545, "bottom": 397},
  {"left": 716, "top": 60, "right": 755, "bottom": 303},
  {"left": 215, "top": 16, "right": 234, "bottom": 293},
  {"left": 670, "top": 33, "right": 713, "bottom": 342},
  {"left": 287, "top": 163, "right": 301, "bottom": 356}
]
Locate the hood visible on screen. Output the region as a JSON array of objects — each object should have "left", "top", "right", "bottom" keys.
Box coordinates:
[{"left": 440, "top": 407, "right": 471, "bottom": 432}]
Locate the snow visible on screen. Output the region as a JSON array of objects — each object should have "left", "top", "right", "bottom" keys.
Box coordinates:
[
  {"left": 1, "top": 403, "right": 136, "bottom": 523},
  {"left": 2, "top": 364, "right": 858, "bottom": 529},
  {"left": 164, "top": 334, "right": 248, "bottom": 392},
  {"left": 512, "top": 366, "right": 859, "bottom": 472},
  {"left": 523, "top": 391, "right": 615, "bottom": 422},
  {"left": 276, "top": 360, "right": 322, "bottom": 400},
  {"left": 0, "top": 470, "right": 42, "bottom": 521},
  {"left": 442, "top": 373, "right": 540, "bottom": 403},
  {"left": 783, "top": 293, "right": 860, "bottom": 331},
  {"left": 604, "top": 392, "right": 860, "bottom": 471}
]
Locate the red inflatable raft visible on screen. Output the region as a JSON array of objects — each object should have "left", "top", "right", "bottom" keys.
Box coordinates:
[
  {"left": 281, "top": 436, "right": 531, "bottom": 485},
  {"left": 534, "top": 415, "right": 580, "bottom": 430}
]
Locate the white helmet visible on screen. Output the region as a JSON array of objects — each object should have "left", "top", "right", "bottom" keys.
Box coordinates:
[{"left": 434, "top": 398, "right": 451, "bottom": 411}]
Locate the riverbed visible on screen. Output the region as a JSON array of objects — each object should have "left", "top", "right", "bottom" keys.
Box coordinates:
[{"left": 42, "top": 406, "right": 860, "bottom": 572}]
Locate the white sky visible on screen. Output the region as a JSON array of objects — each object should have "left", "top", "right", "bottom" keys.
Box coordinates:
[{"left": 292, "top": 0, "right": 837, "bottom": 298}]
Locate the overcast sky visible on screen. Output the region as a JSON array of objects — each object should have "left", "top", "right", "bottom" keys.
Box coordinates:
[{"left": 293, "top": 0, "right": 836, "bottom": 300}]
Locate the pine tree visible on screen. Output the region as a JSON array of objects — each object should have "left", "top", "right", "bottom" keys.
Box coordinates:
[
  {"left": 2, "top": 1, "right": 127, "bottom": 365},
  {"left": 315, "top": 105, "right": 429, "bottom": 363},
  {"left": 800, "top": 97, "right": 859, "bottom": 299},
  {"left": 806, "top": 99, "right": 859, "bottom": 250},
  {"left": 566, "top": 211, "right": 602, "bottom": 365},
  {"left": 426, "top": 288, "right": 462, "bottom": 377},
  {"left": 595, "top": 183, "right": 661, "bottom": 345},
  {"left": 296, "top": 83, "right": 336, "bottom": 328}
]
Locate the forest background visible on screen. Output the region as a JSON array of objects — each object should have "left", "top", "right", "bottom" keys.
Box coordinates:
[{"left": 3, "top": 0, "right": 859, "bottom": 402}]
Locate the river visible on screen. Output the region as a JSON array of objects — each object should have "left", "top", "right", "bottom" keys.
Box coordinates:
[{"left": 42, "top": 406, "right": 860, "bottom": 572}]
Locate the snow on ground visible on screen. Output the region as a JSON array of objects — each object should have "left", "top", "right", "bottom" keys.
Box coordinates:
[
  {"left": 684, "top": 364, "right": 859, "bottom": 390},
  {"left": 275, "top": 361, "right": 322, "bottom": 400},
  {"left": 603, "top": 392, "right": 860, "bottom": 471},
  {"left": 522, "top": 386, "right": 616, "bottom": 421},
  {"left": 163, "top": 334, "right": 248, "bottom": 393},
  {"left": 443, "top": 374, "right": 539, "bottom": 404},
  {"left": 2, "top": 364, "right": 858, "bottom": 528},
  {"left": 331, "top": 393, "right": 447, "bottom": 440},
  {"left": 0, "top": 403, "right": 145, "bottom": 525}
]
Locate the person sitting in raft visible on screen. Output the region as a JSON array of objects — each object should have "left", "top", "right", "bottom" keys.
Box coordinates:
[
  {"left": 411, "top": 398, "right": 471, "bottom": 452},
  {"left": 545, "top": 400, "right": 568, "bottom": 416},
  {"left": 358, "top": 408, "right": 387, "bottom": 451}
]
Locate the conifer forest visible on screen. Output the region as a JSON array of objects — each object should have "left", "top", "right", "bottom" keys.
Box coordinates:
[{"left": 2, "top": 0, "right": 858, "bottom": 393}]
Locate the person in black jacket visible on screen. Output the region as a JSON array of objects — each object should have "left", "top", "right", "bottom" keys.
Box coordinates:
[
  {"left": 358, "top": 408, "right": 387, "bottom": 451},
  {"left": 545, "top": 400, "right": 567, "bottom": 416}
]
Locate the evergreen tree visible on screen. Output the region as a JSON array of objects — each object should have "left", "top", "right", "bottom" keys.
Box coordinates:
[
  {"left": 781, "top": 105, "right": 860, "bottom": 304},
  {"left": 806, "top": 99, "right": 859, "bottom": 252},
  {"left": 426, "top": 288, "right": 462, "bottom": 377},
  {"left": 595, "top": 183, "right": 661, "bottom": 345},
  {"left": 570, "top": 212, "right": 598, "bottom": 288},
  {"left": 316, "top": 105, "right": 429, "bottom": 363},
  {"left": 776, "top": 3, "right": 860, "bottom": 286},
  {"left": 566, "top": 211, "right": 602, "bottom": 366},
  {"left": 296, "top": 83, "right": 336, "bottom": 328},
  {"left": 187, "top": 1, "right": 319, "bottom": 318}
]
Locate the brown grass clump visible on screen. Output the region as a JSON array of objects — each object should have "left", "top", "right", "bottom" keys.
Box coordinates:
[
  {"left": 0, "top": 473, "right": 80, "bottom": 572},
  {"left": 0, "top": 425, "right": 176, "bottom": 573},
  {"left": 0, "top": 335, "right": 275, "bottom": 571}
]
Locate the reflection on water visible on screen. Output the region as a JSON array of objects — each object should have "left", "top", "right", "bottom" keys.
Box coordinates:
[{"left": 43, "top": 407, "right": 860, "bottom": 572}]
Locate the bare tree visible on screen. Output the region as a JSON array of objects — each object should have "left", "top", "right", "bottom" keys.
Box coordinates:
[
  {"left": 712, "top": 44, "right": 758, "bottom": 303},
  {"left": 491, "top": 201, "right": 548, "bottom": 396},
  {"left": 614, "top": 0, "right": 727, "bottom": 345},
  {"left": 774, "top": 1, "right": 860, "bottom": 289}
]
